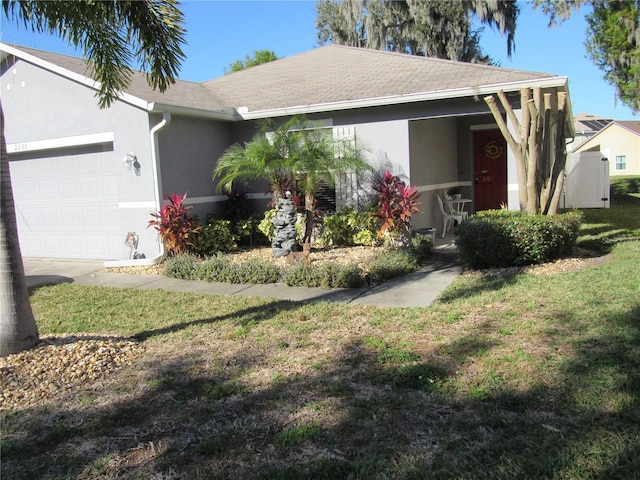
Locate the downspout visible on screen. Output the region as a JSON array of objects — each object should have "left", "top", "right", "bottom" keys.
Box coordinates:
[
  {"left": 103, "top": 112, "right": 171, "bottom": 268},
  {"left": 149, "top": 112, "right": 171, "bottom": 260}
]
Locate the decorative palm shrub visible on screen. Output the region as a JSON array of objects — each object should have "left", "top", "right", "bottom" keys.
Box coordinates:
[
  {"left": 372, "top": 171, "right": 421, "bottom": 246},
  {"left": 148, "top": 193, "right": 201, "bottom": 256}
]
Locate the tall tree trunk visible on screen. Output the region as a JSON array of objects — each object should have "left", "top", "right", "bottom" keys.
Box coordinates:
[
  {"left": 485, "top": 87, "right": 570, "bottom": 216},
  {"left": 304, "top": 191, "right": 314, "bottom": 243},
  {"left": 0, "top": 103, "right": 40, "bottom": 356}
]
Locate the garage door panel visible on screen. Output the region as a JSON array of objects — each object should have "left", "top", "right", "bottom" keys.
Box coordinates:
[
  {"left": 39, "top": 180, "right": 59, "bottom": 201},
  {"left": 44, "top": 235, "right": 65, "bottom": 254},
  {"left": 10, "top": 147, "right": 122, "bottom": 259},
  {"left": 41, "top": 207, "right": 62, "bottom": 227},
  {"left": 82, "top": 206, "right": 108, "bottom": 227},
  {"left": 80, "top": 178, "right": 103, "bottom": 198}
]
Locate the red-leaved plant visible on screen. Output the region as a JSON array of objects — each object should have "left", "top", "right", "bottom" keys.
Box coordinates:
[
  {"left": 148, "top": 193, "right": 201, "bottom": 255},
  {"left": 373, "top": 171, "right": 421, "bottom": 244}
]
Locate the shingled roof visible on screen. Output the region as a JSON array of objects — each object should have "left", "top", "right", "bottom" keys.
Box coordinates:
[
  {"left": 4, "top": 45, "right": 228, "bottom": 113},
  {"left": 2, "top": 43, "right": 566, "bottom": 120},
  {"left": 204, "top": 45, "right": 561, "bottom": 116}
]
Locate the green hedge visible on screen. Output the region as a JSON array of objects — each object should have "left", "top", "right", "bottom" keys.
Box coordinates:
[
  {"left": 165, "top": 239, "right": 433, "bottom": 289},
  {"left": 455, "top": 210, "right": 583, "bottom": 269}
]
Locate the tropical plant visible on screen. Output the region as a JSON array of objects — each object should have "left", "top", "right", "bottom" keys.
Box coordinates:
[
  {"left": 213, "top": 115, "right": 371, "bottom": 246},
  {"left": 213, "top": 117, "right": 302, "bottom": 203},
  {"left": 292, "top": 119, "right": 372, "bottom": 242},
  {"left": 316, "top": 0, "right": 518, "bottom": 63},
  {"left": 0, "top": 0, "right": 186, "bottom": 356},
  {"left": 320, "top": 207, "right": 379, "bottom": 246},
  {"left": 373, "top": 170, "right": 421, "bottom": 245},
  {"left": 148, "top": 193, "right": 201, "bottom": 256}
]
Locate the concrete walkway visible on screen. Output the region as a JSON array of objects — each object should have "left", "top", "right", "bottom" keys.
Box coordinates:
[{"left": 23, "top": 234, "right": 462, "bottom": 309}]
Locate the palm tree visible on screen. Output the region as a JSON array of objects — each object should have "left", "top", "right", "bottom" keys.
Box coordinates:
[
  {"left": 0, "top": 0, "right": 186, "bottom": 356},
  {"left": 214, "top": 115, "right": 371, "bottom": 245},
  {"left": 213, "top": 117, "right": 303, "bottom": 203},
  {"left": 293, "top": 122, "right": 371, "bottom": 241}
]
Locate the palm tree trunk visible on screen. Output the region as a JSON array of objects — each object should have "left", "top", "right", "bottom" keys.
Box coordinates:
[
  {"left": 0, "top": 103, "right": 39, "bottom": 356},
  {"left": 304, "top": 191, "right": 314, "bottom": 243}
]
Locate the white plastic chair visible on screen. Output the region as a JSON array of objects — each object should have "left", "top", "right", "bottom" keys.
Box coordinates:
[{"left": 436, "top": 194, "right": 463, "bottom": 238}]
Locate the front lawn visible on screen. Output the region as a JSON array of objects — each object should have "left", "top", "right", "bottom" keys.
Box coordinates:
[{"left": 1, "top": 204, "right": 639, "bottom": 479}]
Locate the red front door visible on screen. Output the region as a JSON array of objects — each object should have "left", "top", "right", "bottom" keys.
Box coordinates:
[{"left": 474, "top": 130, "right": 507, "bottom": 211}]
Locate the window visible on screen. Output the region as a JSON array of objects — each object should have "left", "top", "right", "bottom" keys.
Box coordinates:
[{"left": 615, "top": 155, "right": 627, "bottom": 171}]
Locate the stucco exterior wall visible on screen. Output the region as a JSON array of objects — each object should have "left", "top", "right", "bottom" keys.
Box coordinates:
[
  {"left": 408, "top": 117, "right": 457, "bottom": 230},
  {"left": 2, "top": 57, "right": 159, "bottom": 259},
  {"left": 157, "top": 115, "right": 231, "bottom": 219}
]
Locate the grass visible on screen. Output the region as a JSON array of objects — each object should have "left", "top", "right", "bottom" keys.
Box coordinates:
[{"left": 2, "top": 201, "right": 639, "bottom": 479}]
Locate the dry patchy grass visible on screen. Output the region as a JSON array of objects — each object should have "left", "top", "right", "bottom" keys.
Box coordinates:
[{"left": 2, "top": 240, "right": 639, "bottom": 479}]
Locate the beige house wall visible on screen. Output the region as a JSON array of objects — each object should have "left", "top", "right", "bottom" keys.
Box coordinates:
[
  {"left": 409, "top": 117, "right": 458, "bottom": 231},
  {"left": 575, "top": 125, "right": 640, "bottom": 176}
]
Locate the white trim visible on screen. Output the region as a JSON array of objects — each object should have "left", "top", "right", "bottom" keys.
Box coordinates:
[
  {"left": 103, "top": 256, "right": 164, "bottom": 268},
  {"left": 237, "top": 77, "right": 569, "bottom": 120},
  {"left": 118, "top": 201, "right": 156, "bottom": 209},
  {"left": 7, "top": 132, "right": 114, "bottom": 154},
  {"left": 416, "top": 182, "right": 473, "bottom": 193},
  {"left": 148, "top": 103, "right": 238, "bottom": 120},
  {"left": 508, "top": 183, "right": 519, "bottom": 191}
]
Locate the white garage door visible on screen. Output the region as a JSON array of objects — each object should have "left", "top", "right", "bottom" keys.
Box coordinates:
[{"left": 10, "top": 149, "right": 122, "bottom": 260}]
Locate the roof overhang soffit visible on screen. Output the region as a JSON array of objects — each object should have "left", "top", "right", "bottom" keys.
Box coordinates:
[{"left": 234, "top": 76, "right": 571, "bottom": 121}]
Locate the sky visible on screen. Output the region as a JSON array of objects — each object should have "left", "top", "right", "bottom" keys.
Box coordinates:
[{"left": 1, "top": 0, "right": 637, "bottom": 121}]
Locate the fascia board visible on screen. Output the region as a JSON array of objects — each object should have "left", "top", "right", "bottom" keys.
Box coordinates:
[
  {"left": 237, "top": 76, "right": 570, "bottom": 120},
  {"left": 148, "top": 102, "right": 238, "bottom": 121},
  {"left": 0, "top": 43, "right": 148, "bottom": 110}
]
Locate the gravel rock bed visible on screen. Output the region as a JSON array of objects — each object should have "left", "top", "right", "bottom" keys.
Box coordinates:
[{"left": 0, "top": 335, "right": 144, "bottom": 410}]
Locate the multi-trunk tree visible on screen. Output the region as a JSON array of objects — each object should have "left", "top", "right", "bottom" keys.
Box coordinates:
[{"left": 484, "top": 87, "right": 570, "bottom": 215}]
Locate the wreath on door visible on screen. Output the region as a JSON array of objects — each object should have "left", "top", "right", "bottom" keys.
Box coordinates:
[{"left": 483, "top": 140, "right": 503, "bottom": 159}]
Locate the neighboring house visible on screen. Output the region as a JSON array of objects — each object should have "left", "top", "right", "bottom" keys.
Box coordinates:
[
  {"left": 569, "top": 112, "right": 612, "bottom": 153},
  {"left": 573, "top": 120, "right": 640, "bottom": 176},
  {"left": 1, "top": 43, "right": 574, "bottom": 262}
]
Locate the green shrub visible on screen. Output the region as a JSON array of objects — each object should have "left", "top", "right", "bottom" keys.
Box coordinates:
[
  {"left": 194, "top": 254, "right": 231, "bottom": 282},
  {"left": 195, "top": 255, "right": 281, "bottom": 284},
  {"left": 283, "top": 262, "right": 366, "bottom": 288},
  {"left": 226, "top": 259, "right": 281, "bottom": 284},
  {"left": 258, "top": 208, "right": 277, "bottom": 241},
  {"left": 191, "top": 218, "right": 238, "bottom": 256},
  {"left": 455, "top": 210, "right": 583, "bottom": 269},
  {"left": 408, "top": 233, "right": 433, "bottom": 264},
  {"left": 319, "top": 207, "right": 379, "bottom": 246},
  {"left": 164, "top": 254, "right": 200, "bottom": 279},
  {"left": 167, "top": 230, "right": 433, "bottom": 288},
  {"left": 368, "top": 248, "right": 419, "bottom": 282},
  {"left": 233, "top": 214, "right": 269, "bottom": 247}
]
